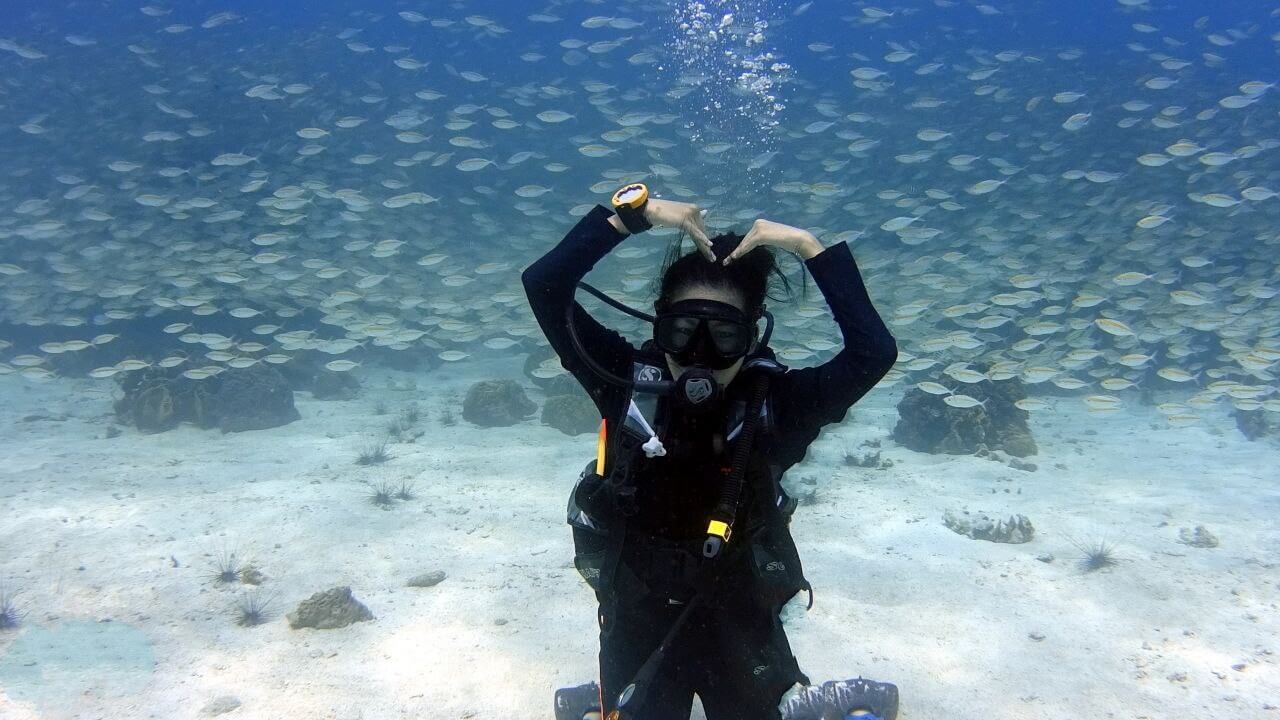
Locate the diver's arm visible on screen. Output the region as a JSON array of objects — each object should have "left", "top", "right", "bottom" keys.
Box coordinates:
[
  {"left": 769, "top": 240, "right": 899, "bottom": 470},
  {"left": 725, "top": 218, "right": 825, "bottom": 263},
  {"left": 522, "top": 205, "right": 636, "bottom": 396}
]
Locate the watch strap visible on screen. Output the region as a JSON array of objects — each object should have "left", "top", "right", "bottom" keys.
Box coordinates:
[{"left": 614, "top": 202, "right": 652, "bottom": 234}]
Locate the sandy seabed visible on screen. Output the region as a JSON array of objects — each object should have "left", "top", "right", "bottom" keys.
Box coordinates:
[{"left": 1, "top": 356, "right": 1277, "bottom": 720}]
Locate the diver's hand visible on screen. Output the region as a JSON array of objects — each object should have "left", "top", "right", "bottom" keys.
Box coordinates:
[
  {"left": 610, "top": 198, "right": 714, "bottom": 262},
  {"left": 723, "top": 218, "right": 824, "bottom": 264},
  {"left": 647, "top": 199, "right": 714, "bottom": 262}
]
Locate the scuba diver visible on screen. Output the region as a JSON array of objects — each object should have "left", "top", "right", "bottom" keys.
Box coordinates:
[{"left": 521, "top": 183, "right": 901, "bottom": 720}]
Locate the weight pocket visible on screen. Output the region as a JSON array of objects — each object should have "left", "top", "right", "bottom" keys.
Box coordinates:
[
  {"left": 748, "top": 524, "right": 809, "bottom": 611},
  {"left": 572, "top": 524, "right": 609, "bottom": 592}
]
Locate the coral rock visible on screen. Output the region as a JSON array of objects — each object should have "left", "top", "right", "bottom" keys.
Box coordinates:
[
  {"left": 286, "top": 586, "right": 374, "bottom": 630},
  {"left": 943, "top": 509, "right": 1035, "bottom": 544},
  {"left": 462, "top": 379, "right": 536, "bottom": 427},
  {"left": 115, "top": 365, "right": 299, "bottom": 433},
  {"left": 1233, "top": 408, "right": 1274, "bottom": 441},
  {"left": 892, "top": 377, "right": 1037, "bottom": 457},
  {"left": 1178, "top": 525, "right": 1219, "bottom": 548},
  {"left": 541, "top": 392, "right": 600, "bottom": 435},
  {"left": 210, "top": 365, "right": 300, "bottom": 432},
  {"left": 407, "top": 570, "right": 447, "bottom": 588}
]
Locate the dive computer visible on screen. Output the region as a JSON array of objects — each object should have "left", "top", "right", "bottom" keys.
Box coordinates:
[{"left": 611, "top": 183, "right": 652, "bottom": 234}]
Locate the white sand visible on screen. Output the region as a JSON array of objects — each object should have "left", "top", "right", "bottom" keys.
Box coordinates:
[{"left": 1, "top": 360, "right": 1277, "bottom": 719}]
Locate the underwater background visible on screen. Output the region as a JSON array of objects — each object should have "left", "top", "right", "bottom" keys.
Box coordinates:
[{"left": 1, "top": 1, "right": 1278, "bottom": 718}]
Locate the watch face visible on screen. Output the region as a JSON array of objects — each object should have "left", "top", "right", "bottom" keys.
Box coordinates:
[{"left": 615, "top": 184, "right": 645, "bottom": 205}]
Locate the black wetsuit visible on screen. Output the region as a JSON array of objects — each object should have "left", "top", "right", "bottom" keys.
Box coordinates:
[{"left": 523, "top": 205, "right": 898, "bottom": 720}]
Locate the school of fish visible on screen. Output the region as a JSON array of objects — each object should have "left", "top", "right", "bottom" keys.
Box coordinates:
[{"left": 0, "top": 1, "right": 1277, "bottom": 430}]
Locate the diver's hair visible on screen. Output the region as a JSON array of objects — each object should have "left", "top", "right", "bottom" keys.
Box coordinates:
[{"left": 654, "top": 231, "right": 804, "bottom": 316}]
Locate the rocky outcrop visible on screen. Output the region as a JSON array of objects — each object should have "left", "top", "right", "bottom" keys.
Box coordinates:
[
  {"left": 278, "top": 356, "right": 360, "bottom": 400},
  {"left": 462, "top": 379, "right": 536, "bottom": 427},
  {"left": 115, "top": 365, "right": 299, "bottom": 433},
  {"left": 541, "top": 392, "right": 600, "bottom": 435},
  {"left": 1178, "top": 525, "right": 1219, "bottom": 548},
  {"left": 286, "top": 586, "right": 373, "bottom": 630},
  {"left": 1233, "top": 407, "right": 1275, "bottom": 441},
  {"left": 406, "top": 570, "right": 447, "bottom": 588},
  {"left": 892, "top": 378, "right": 1037, "bottom": 457},
  {"left": 209, "top": 365, "right": 300, "bottom": 432},
  {"left": 943, "top": 509, "right": 1035, "bottom": 544}
]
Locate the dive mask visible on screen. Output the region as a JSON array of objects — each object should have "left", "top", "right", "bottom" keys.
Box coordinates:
[
  {"left": 654, "top": 299, "right": 757, "bottom": 370},
  {"left": 563, "top": 281, "right": 774, "bottom": 414}
]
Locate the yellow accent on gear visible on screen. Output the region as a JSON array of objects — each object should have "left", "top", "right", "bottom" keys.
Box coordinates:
[
  {"left": 595, "top": 418, "right": 607, "bottom": 476},
  {"left": 611, "top": 183, "right": 648, "bottom": 209},
  {"left": 707, "top": 520, "right": 731, "bottom": 541}
]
